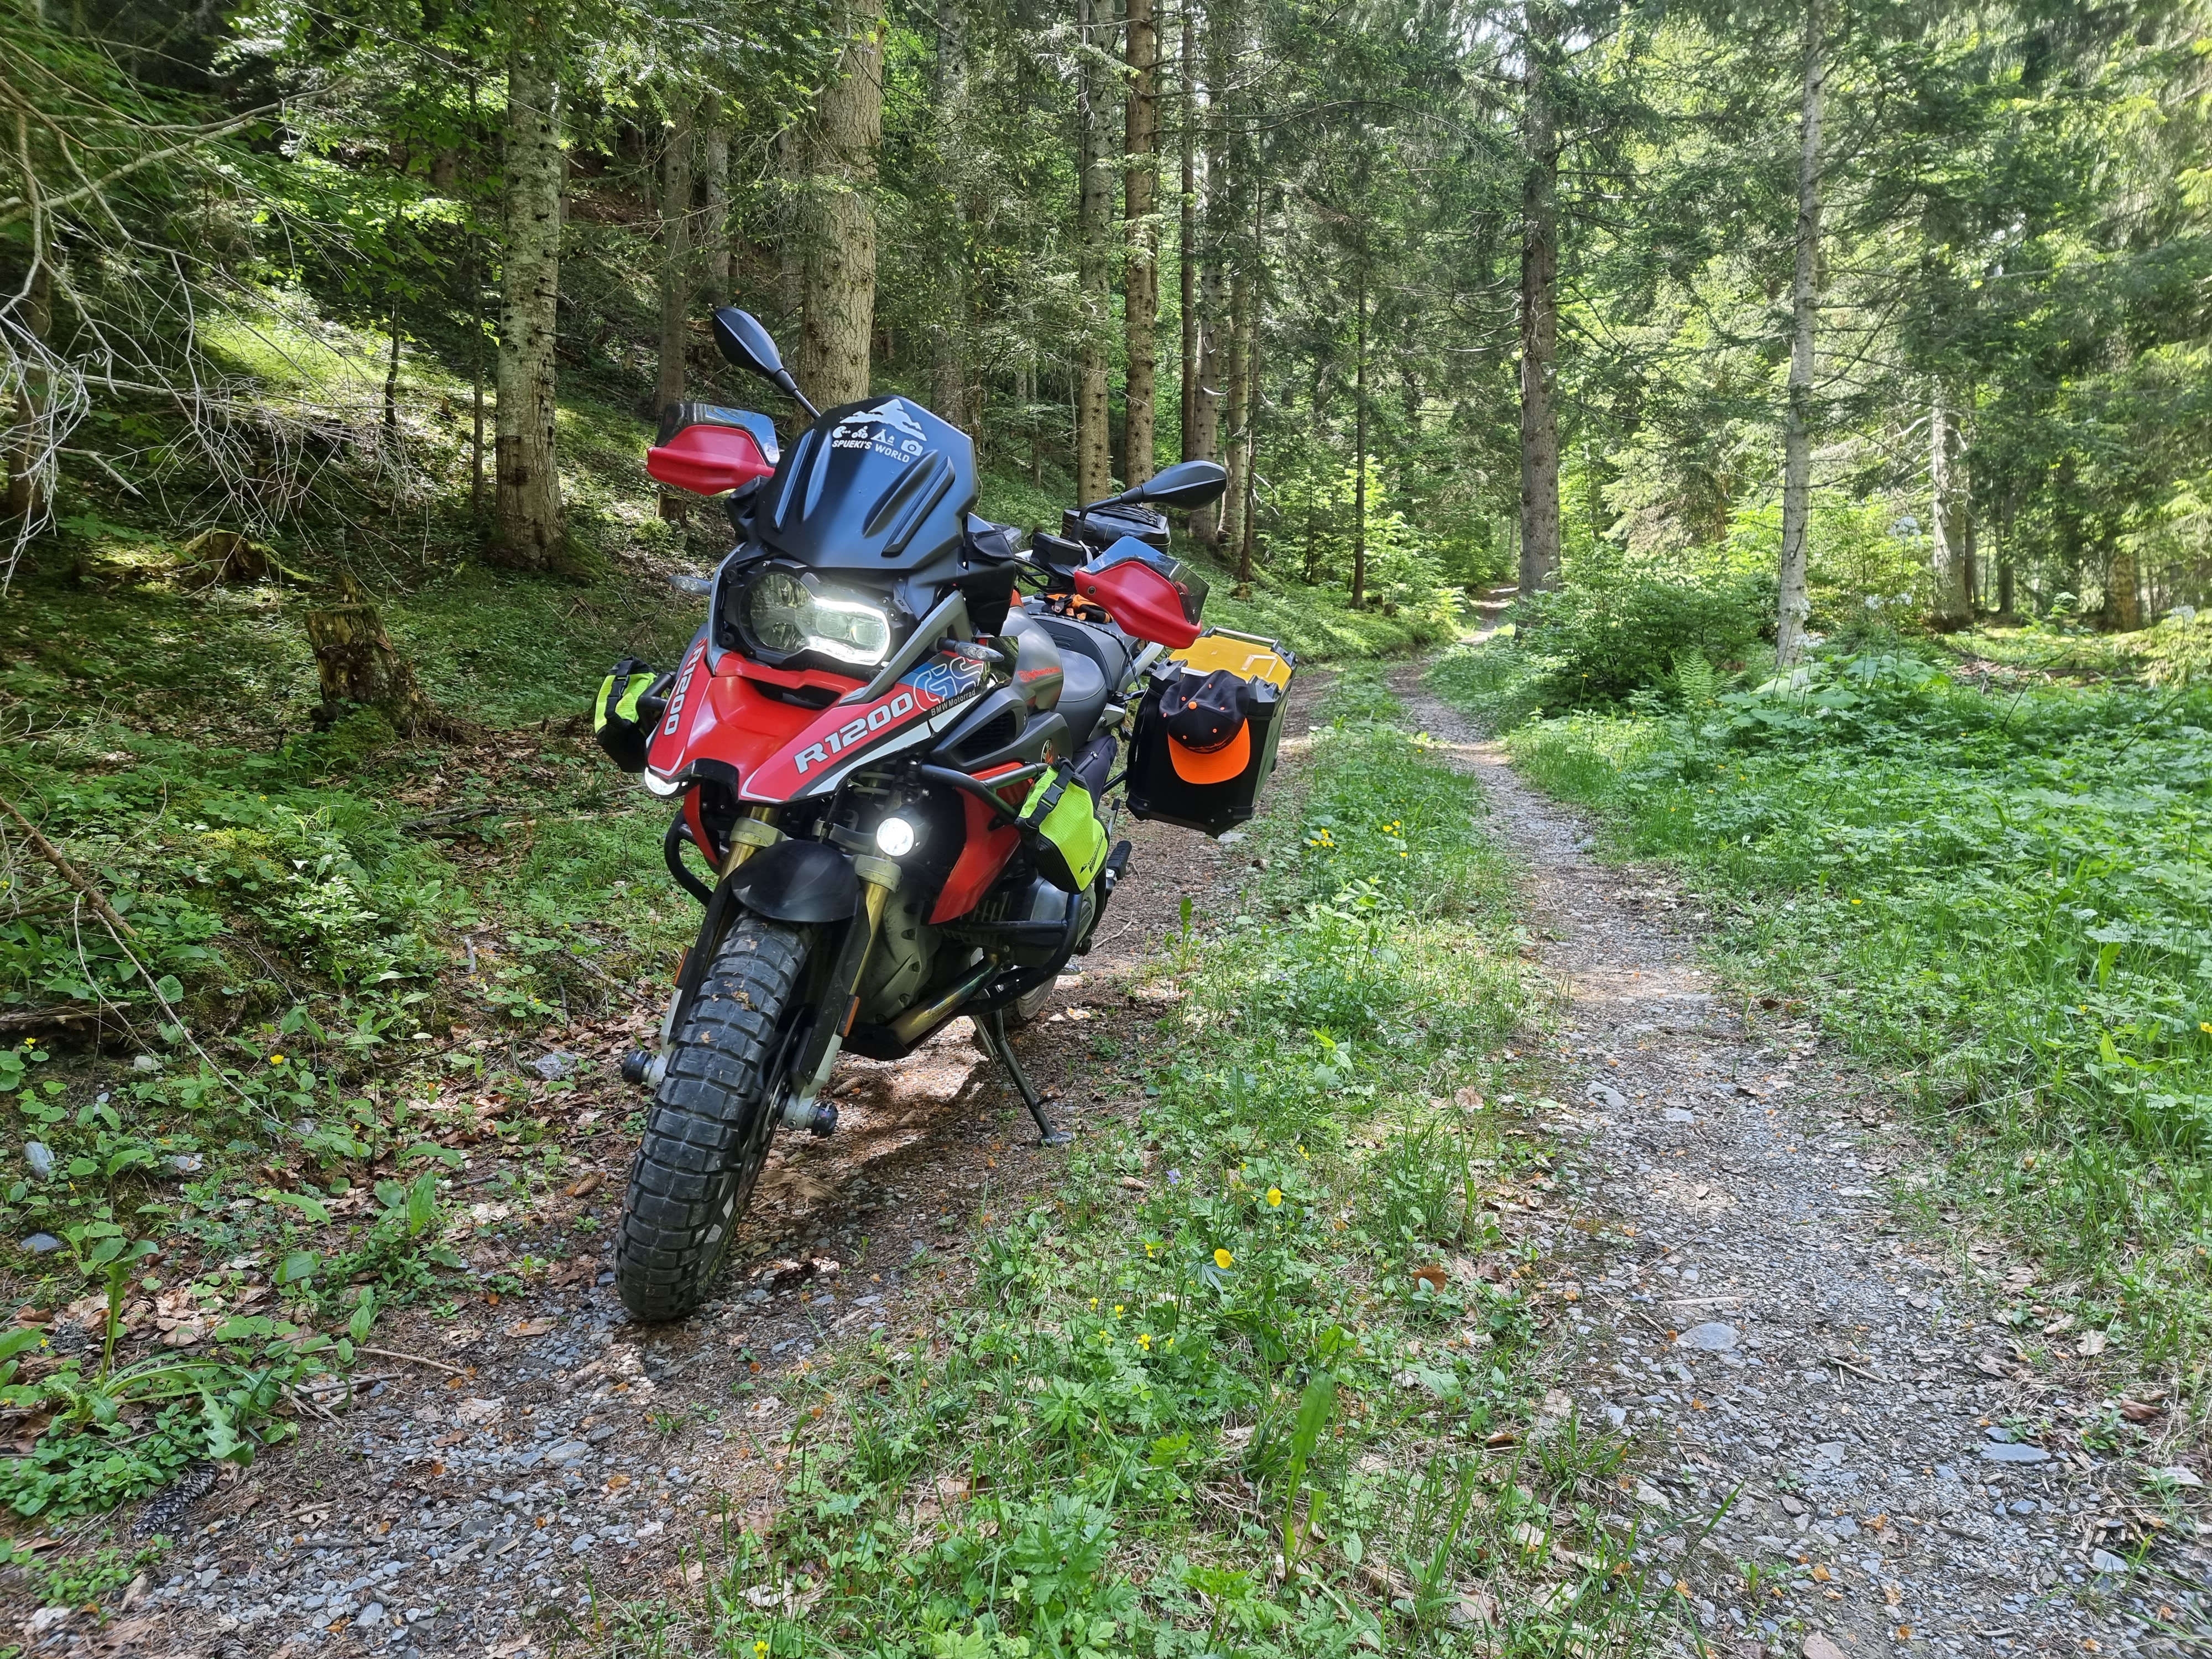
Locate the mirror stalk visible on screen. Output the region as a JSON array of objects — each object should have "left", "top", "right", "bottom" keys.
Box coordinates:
[{"left": 781, "top": 375, "right": 821, "bottom": 421}]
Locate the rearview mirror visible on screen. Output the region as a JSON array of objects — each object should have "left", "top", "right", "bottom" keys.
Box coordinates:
[
  {"left": 712, "top": 309, "right": 820, "bottom": 418},
  {"left": 713, "top": 308, "right": 785, "bottom": 379},
  {"left": 1121, "top": 459, "right": 1228, "bottom": 512}
]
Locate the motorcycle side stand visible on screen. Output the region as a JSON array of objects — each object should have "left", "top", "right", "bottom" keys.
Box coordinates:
[{"left": 974, "top": 1008, "right": 1072, "bottom": 1146}]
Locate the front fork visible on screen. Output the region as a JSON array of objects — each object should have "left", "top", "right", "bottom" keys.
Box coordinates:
[
  {"left": 622, "top": 806, "right": 785, "bottom": 1091},
  {"left": 625, "top": 845, "right": 899, "bottom": 1134},
  {"left": 775, "top": 853, "right": 899, "bottom": 1135}
]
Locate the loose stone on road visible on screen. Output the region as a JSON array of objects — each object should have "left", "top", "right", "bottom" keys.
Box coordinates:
[{"left": 1394, "top": 659, "right": 2208, "bottom": 1656}]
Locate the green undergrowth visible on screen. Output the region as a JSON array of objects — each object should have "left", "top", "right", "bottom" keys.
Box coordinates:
[
  {"left": 1200, "top": 568, "right": 1462, "bottom": 665},
  {"left": 594, "top": 674, "right": 1702, "bottom": 1659},
  {"left": 1430, "top": 639, "right": 2212, "bottom": 1386}
]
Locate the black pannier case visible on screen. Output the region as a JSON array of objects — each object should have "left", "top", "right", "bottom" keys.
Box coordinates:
[{"left": 1124, "top": 667, "right": 1286, "bottom": 837}]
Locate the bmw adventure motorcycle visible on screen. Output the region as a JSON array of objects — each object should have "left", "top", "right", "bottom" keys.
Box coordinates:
[{"left": 598, "top": 308, "right": 1285, "bottom": 1323}]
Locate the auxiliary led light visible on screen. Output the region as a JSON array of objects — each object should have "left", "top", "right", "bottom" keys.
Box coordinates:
[{"left": 875, "top": 816, "right": 918, "bottom": 858}]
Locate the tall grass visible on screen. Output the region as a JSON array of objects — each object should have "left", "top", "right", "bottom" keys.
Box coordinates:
[{"left": 1433, "top": 642, "right": 2212, "bottom": 1374}]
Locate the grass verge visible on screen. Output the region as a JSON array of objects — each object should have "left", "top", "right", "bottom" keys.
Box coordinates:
[
  {"left": 1430, "top": 638, "right": 2212, "bottom": 1387},
  {"left": 584, "top": 672, "right": 1705, "bottom": 1659}
]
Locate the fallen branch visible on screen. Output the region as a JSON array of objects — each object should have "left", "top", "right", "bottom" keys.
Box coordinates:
[
  {"left": 0, "top": 97, "right": 298, "bottom": 226},
  {"left": 403, "top": 806, "right": 499, "bottom": 832},
  {"left": 1826, "top": 1353, "right": 1891, "bottom": 1386},
  {"left": 286, "top": 1385, "right": 340, "bottom": 1425},
  {"left": 0, "top": 1005, "right": 100, "bottom": 1031},
  {"left": 357, "top": 1345, "right": 463, "bottom": 1376},
  {"left": 0, "top": 793, "right": 135, "bottom": 937},
  {"left": 1599, "top": 1292, "right": 1674, "bottom": 1342},
  {"left": 300, "top": 1371, "right": 395, "bottom": 1392}
]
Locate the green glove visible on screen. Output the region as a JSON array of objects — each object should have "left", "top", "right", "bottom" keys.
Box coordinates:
[{"left": 595, "top": 658, "right": 656, "bottom": 733}]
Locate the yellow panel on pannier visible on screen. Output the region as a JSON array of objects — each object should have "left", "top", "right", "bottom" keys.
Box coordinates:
[{"left": 1167, "top": 628, "right": 1294, "bottom": 690}]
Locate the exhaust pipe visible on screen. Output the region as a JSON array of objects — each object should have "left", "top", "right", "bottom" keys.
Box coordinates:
[{"left": 887, "top": 959, "right": 998, "bottom": 1047}]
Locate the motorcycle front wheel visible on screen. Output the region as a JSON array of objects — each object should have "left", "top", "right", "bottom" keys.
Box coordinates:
[{"left": 615, "top": 916, "right": 807, "bottom": 1323}]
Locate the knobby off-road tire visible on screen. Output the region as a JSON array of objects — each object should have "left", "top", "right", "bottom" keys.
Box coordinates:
[{"left": 615, "top": 917, "right": 807, "bottom": 1323}]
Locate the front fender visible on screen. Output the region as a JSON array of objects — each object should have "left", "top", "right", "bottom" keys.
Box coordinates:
[{"left": 728, "top": 838, "right": 859, "bottom": 924}]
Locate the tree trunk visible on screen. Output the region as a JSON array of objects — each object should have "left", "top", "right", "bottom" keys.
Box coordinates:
[
  {"left": 774, "top": 125, "right": 805, "bottom": 325},
  {"left": 2104, "top": 542, "right": 2142, "bottom": 631},
  {"left": 383, "top": 294, "right": 401, "bottom": 432},
  {"left": 1931, "top": 388, "right": 1974, "bottom": 630},
  {"left": 1237, "top": 173, "right": 1262, "bottom": 584},
  {"left": 1074, "top": 0, "right": 1116, "bottom": 503},
  {"left": 701, "top": 93, "right": 731, "bottom": 303},
  {"left": 467, "top": 75, "right": 487, "bottom": 525},
  {"left": 1191, "top": 243, "right": 1226, "bottom": 543},
  {"left": 658, "top": 102, "right": 695, "bottom": 420},
  {"left": 492, "top": 25, "right": 565, "bottom": 569},
  {"left": 305, "top": 575, "right": 437, "bottom": 734},
  {"left": 4, "top": 258, "right": 53, "bottom": 525},
  {"left": 1123, "top": 0, "right": 1160, "bottom": 487},
  {"left": 1178, "top": 0, "right": 1198, "bottom": 463},
  {"left": 1190, "top": 2, "right": 1230, "bottom": 544},
  {"left": 1222, "top": 260, "right": 1250, "bottom": 559},
  {"left": 930, "top": 0, "right": 972, "bottom": 431},
  {"left": 468, "top": 228, "right": 487, "bottom": 524},
  {"left": 1996, "top": 502, "right": 2015, "bottom": 618},
  {"left": 800, "top": 0, "right": 886, "bottom": 407},
  {"left": 1352, "top": 265, "right": 1368, "bottom": 607},
  {"left": 1776, "top": 0, "right": 1822, "bottom": 660},
  {"left": 1516, "top": 1, "right": 1561, "bottom": 598}
]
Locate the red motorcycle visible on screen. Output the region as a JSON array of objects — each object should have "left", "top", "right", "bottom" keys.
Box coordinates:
[{"left": 601, "top": 309, "right": 1284, "bottom": 1322}]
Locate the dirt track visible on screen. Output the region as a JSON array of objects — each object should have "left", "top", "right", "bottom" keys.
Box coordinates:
[{"left": 1391, "top": 653, "right": 2208, "bottom": 1657}]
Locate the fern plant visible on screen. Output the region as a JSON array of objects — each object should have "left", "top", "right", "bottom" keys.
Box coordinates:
[{"left": 1670, "top": 649, "right": 1721, "bottom": 710}]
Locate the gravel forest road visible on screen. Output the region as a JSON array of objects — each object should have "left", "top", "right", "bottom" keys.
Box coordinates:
[{"left": 1392, "top": 656, "right": 2208, "bottom": 1659}]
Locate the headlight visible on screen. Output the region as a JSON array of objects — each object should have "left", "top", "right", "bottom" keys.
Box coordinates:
[
  {"left": 875, "top": 816, "right": 918, "bottom": 857},
  {"left": 744, "top": 571, "right": 893, "bottom": 667}
]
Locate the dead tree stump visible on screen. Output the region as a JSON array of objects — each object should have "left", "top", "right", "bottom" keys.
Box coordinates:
[{"left": 304, "top": 573, "right": 437, "bottom": 734}]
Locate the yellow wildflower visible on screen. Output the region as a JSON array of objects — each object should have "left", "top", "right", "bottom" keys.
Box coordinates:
[
  {"left": 1213, "top": 1248, "right": 1233, "bottom": 1270},
  {"left": 1265, "top": 1188, "right": 1282, "bottom": 1207}
]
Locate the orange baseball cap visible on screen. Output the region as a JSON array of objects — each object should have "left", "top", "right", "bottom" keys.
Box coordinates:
[
  {"left": 1170, "top": 720, "right": 1250, "bottom": 784},
  {"left": 1161, "top": 668, "right": 1253, "bottom": 785}
]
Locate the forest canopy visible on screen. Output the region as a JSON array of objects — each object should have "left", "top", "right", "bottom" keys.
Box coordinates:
[{"left": 1, "top": 0, "right": 2206, "bottom": 643}]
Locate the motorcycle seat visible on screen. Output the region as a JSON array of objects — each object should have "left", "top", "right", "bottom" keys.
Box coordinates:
[{"left": 1055, "top": 650, "right": 1110, "bottom": 749}]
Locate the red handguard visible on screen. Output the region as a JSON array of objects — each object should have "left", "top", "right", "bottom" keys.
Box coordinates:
[
  {"left": 647, "top": 422, "right": 775, "bottom": 497},
  {"left": 1072, "top": 559, "right": 1202, "bottom": 647}
]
